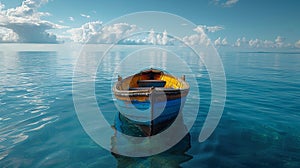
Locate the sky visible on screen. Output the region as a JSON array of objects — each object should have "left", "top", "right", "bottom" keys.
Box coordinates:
[{"left": 0, "top": 0, "right": 300, "bottom": 50}]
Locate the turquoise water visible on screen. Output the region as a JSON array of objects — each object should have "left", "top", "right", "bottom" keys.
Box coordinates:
[{"left": 0, "top": 47, "right": 300, "bottom": 167}]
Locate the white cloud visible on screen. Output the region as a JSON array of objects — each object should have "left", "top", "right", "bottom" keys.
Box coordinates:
[
  {"left": 295, "top": 40, "right": 300, "bottom": 48},
  {"left": 148, "top": 29, "right": 157, "bottom": 44},
  {"left": 67, "top": 21, "right": 102, "bottom": 43},
  {"left": 214, "top": 37, "right": 228, "bottom": 46},
  {"left": 248, "top": 38, "right": 261, "bottom": 47},
  {"left": 143, "top": 29, "right": 169, "bottom": 45},
  {"left": 183, "top": 26, "right": 209, "bottom": 46},
  {"left": 0, "top": 0, "right": 64, "bottom": 43},
  {"left": 275, "top": 36, "right": 285, "bottom": 48},
  {"left": 233, "top": 36, "right": 293, "bottom": 49},
  {"left": 223, "top": 0, "right": 239, "bottom": 7},
  {"left": 80, "top": 13, "right": 90, "bottom": 19},
  {"left": 195, "top": 25, "right": 224, "bottom": 33},
  {"left": 234, "top": 38, "right": 241, "bottom": 47},
  {"left": 213, "top": 0, "right": 239, "bottom": 7},
  {"left": 0, "top": 27, "right": 19, "bottom": 42},
  {"left": 182, "top": 25, "right": 223, "bottom": 46},
  {"left": 222, "top": 38, "right": 228, "bottom": 45},
  {"left": 262, "top": 40, "right": 275, "bottom": 48},
  {"left": 214, "top": 37, "right": 221, "bottom": 46},
  {"left": 0, "top": 3, "right": 4, "bottom": 11},
  {"left": 67, "top": 21, "right": 139, "bottom": 43},
  {"left": 234, "top": 37, "right": 244, "bottom": 47},
  {"left": 67, "top": 23, "right": 174, "bottom": 45},
  {"left": 69, "top": 17, "right": 74, "bottom": 21},
  {"left": 161, "top": 30, "right": 168, "bottom": 45},
  {"left": 101, "top": 23, "right": 137, "bottom": 43},
  {"left": 120, "top": 29, "right": 175, "bottom": 45}
]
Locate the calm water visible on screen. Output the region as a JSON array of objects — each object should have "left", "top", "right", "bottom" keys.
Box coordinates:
[{"left": 0, "top": 46, "right": 300, "bottom": 167}]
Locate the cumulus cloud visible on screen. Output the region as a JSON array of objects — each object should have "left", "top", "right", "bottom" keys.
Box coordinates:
[
  {"left": 248, "top": 36, "right": 289, "bottom": 48},
  {"left": 183, "top": 26, "right": 209, "bottom": 46},
  {"left": 63, "top": 18, "right": 297, "bottom": 49},
  {"left": 100, "top": 23, "right": 137, "bottom": 43},
  {"left": 214, "top": 37, "right": 228, "bottom": 46},
  {"left": 275, "top": 36, "right": 285, "bottom": 48},
  {"left": 148, "top": 29, "right": 157, "bottom": 44},
  {"left": 0, "top": 0, "right": 64, "bottom": 43},
  {"left": 214, "top": 37, "right": 221, "bottom": 46},
  {"left": 80, "top": 13, "right": 90, "bottom": 19},
  {"left": 161, "top": 30, "right": 168, "bottom": 45},
  {"left": 223, "top": 0, "right": 239, "bottom": 7},
  {"left": 67, "top": 21, "right": 139, "bottom": 43},
  {"left": 295, "top": 40, "right": 300, "bottom": 48},
  {"left": 262, "top": 40, "right": 275, "bottom": 48},
  {"left": 144, "top": 29, "right": 169, "bottom": 45},
  {"left": 195, "top": 25, "right": 224, "bottom": 33},
  {"left": 182, "top": 25, "right": 223, "bottom": 46},
  {"left": 234, "top": 37, "right": 247, "bottom": 47},
  {"left": 248, "top": 38, "right": 261, "bottom": 47},
  {"left": 69, "top": 17, "right": 74, "bottom": 21},
  {"left": 67, "top": 21, "right": 102, "bottom": 43},
  {"left": 213, "top": 0, "right": 239, "bottom": 7},
  {"left": 233, "top": 36, "right": 293, "bottom": 49},
  {"left": 0, "top": 27, "right": 19, "bottom": 42},
  {"left": 67, "top": 22, "right": 174, "bottom": 45},
  {"left": 120, "top": 29, "right": 174, "bottom": 45},
  {"left": 222, "top": 38, "right": 228, "bottom": 45}
]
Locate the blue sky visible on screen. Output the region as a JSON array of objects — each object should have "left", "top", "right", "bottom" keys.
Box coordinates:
[{"left": 0, "top": 0, "right": 300, "bottom": 49}]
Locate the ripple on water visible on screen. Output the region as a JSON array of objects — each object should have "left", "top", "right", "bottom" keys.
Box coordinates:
[{"left": 0, "top": 107, "right": 58, "bottom": 161}]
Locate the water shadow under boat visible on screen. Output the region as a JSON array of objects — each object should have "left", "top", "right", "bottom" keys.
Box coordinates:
[{"left": 111, "top": 111, "right": 193, "bottom": 167}]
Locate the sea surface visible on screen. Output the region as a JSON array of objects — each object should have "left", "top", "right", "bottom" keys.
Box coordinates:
[{"left": 0, "top": 45, "right": 300, "bottom": 167}]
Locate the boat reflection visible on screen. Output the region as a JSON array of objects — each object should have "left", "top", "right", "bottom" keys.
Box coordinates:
[{"left": 111, "top": 112, "right": 192, "bottom": 167}]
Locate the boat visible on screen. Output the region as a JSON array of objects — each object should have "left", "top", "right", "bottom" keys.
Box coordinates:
[{"left": 113, "top": 68, "right": 189, "bottom": 132}]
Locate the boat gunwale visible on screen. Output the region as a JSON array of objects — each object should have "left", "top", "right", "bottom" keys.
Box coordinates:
[
  {"left": 113, "top": 86, "right": 189, "bottom": 97},
  {"left": 113, "top": 72, "right": 190, "bottom": 97}
]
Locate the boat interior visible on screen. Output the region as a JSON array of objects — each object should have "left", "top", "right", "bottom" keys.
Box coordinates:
[{"left": 116, "top": 69, "right": 189, "bottom": 91}]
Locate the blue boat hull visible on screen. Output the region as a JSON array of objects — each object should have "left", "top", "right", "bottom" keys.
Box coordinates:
[
  {"left": 113, "top": 68, "right": 190, "bottom": 132},
  {"left": 115, "top": 97, "right": 186, "bottom": 126}
]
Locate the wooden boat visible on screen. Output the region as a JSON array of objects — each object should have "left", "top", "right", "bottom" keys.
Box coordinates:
[{"left": 113, "top": 68, "right": 189, "bottom": 129}]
